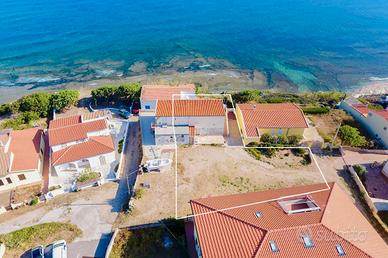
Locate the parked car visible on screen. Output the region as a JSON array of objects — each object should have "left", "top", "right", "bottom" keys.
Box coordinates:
[
  {"left": 31, "top": 245, "right": 44, "bottom": 258},
  {"left": 45, "top": 240, "right": 67, "bottom": 258},
  {"left": 119, "top": 109, "right": 131, "bottom": 119},
  {"left": 131, "top": 100, "right": 140, "bottom": 115}
]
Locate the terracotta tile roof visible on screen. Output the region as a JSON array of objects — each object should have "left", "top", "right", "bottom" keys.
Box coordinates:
[
  {"left": 4, "top": 128, "right": 42, "bottom": 173},
  {"left": 156, "top": 99, "right": 226, "bottom": 117},
  {"left": 49, "top": 115, "right": 81, "bottom": 129},
  {"left": 237, "top": 103, "right": 308, "bottom": 137},
  {"left": 191, "top": 182, "right": 388, "bottom": 258},
  {"left": 82, "top": 110, "right": 109, "bottom": 121},
  {"left": 351, "top": 104, "right": 369, "bottom": 117},
  {"left": 48, "top": 119, "right": 107, "bottom": 146},
  {"left": 371, "top": 109, "right": 388, "bottom": 121},
  {"left": 140, "top": 84, "right": 196, "bottom": 101},
  {"left": 51, "top": 135, "right": 114, "bottom": 166}
]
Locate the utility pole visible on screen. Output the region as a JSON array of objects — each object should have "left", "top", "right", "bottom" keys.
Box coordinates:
[{"left": 331, "top": 121, "right": 342, "bottom": 150}]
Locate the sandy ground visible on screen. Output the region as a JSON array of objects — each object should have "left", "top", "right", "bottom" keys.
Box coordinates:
[{"left": 116, "top": 145, "right": 337, "bottom": 225}]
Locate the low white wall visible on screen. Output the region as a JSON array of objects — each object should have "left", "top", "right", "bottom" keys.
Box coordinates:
[{"left": 0, "top": 170, "right": 41, "bottom": 192}]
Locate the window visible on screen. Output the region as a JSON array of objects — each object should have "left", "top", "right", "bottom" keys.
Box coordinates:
[
  {"left": 302, "top": 235, "right": 314, "bottom": 248},
  {"left": 6, "top": 177, "right": 12, "bottom": 184},
  {"left": 0, "top": 179, "right": 4, "bottom": 186},
  {"left": 145, "top": 105, "right": 150, "bottom": 110},
  {"left": 269, "top": 241, "right": 279, "bottom": 252},
  {"left": 99, "top": 156, "right": 107, "bottom": 166},
  {"left": 18, "top": 174, "right": 26, "bottom": 181},
  {"left": 384, "top": 127, "right": 387, "bottom": 131},
  {"left": 278, "top": 129, "right": 283, "bottom": 135},
  {"left": 336, "top": 244, "right": 346, "bottom": 256},
  {"left": 255, "top": 211, "right": 263, "bottom": 218}
]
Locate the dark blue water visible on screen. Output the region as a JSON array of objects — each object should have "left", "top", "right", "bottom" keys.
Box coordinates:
[{"left": 1, "top": 0, "right": 388, "bottom": 91}]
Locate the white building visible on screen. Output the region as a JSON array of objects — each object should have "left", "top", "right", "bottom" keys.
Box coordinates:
[
  {"left": 139, "top": 84, "right": 196, "bottom": 145},
  {"left": 154, "top": 99, "right": 228, "bottom": 145},
  {"left": 340, "top": 99, "right": 388, "bottom": 148},
  {"left": 0, "top": 128, "right": 44, "bottom": 193},
  {"left": 47, "top": 111, "right": 117, "bottom": 189}
]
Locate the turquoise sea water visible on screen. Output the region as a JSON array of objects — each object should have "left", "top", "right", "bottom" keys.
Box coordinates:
[{"left": 0, "top": 0, "right": 388, "bottom": 91}]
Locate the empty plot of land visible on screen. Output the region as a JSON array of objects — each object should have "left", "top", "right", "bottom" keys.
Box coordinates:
[{"left": 176, "top": 145, "right": 327, "bottom": 217}]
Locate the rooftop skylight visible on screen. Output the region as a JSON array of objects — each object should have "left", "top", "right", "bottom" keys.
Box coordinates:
[
  {"left": 336, "top": 244, "right": 346, "bottom": 256},
  {"left": 278, "top": 195, "right": 320, "bottom": 215}
]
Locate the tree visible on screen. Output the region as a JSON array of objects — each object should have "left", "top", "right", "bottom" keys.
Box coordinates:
[
  {"left": 339, "top": 125, "right": 367, "bottom": 147},
  {"left": 50, "top": 90, "right": 79, "bottom": 112},
  {"left": 116, "top": 83, "right": 142, "bottom": 103},
  {"left": 91, "top": 85, "right": 117, "bottom": 104},
  {"left": 18, "top": 92, "right": 51, "bottom": 117},
  {"left": 231, "top": 90, "right": 261, "bottom": 103}
]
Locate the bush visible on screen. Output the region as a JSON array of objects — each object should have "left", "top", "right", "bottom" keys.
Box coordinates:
[
  {"left": 288, "top": 135, "right": 303, "bottom": 145},
  {"left": 30, "top": 197, "right": 39, "bottom": 206},
  {"left": 231, "top": 90, "right": 262, "bottom": 103},
  {"left": 260, "top": 148, "right": 277, "bottom": 158},
  {"left": 246, "top": 148, "right": 261, "bottom": 160},
  {"left": 134, "top": 188, "right": 144, "bottom": 200},
  {"left": 300, "top": 154, "right": 312, "bottom": 165},
  {"left": 339, "top": 125, "right": 367, "bottom": 147},
  {"left": 302, "top": 106, "right": 330, "bottom": 114},
  {"left": 50, "top": 90, "right": 79, "bottom": 112},
  {"left": 260, "top": 133, "right": 275, "bottom": 144},
  {"left": 76, "top": 169, "right": 100, "bottom": 183},
  {"left": 0, "top": 103, "right": 13, "bottom": 116},
  {"left": 277, "top": 135, "right": 289, "bottom": 145},
  {"left": 353, "top": 164, "right": 368, "bottom": 181},
  {"left": 367, "top": 103, "right": 384, "bottom": 110},
  {"left": 292, "top": 148, "right": 306, "bottom": 157},
  {"left": 18, "top": 92, "right": 51, "bottom": 117},
  {"left": 118, "top": 139, "right": 124, "bottom": 153},
  {"left": 91, "top": 83, "right": 141, "bottom": 105}
]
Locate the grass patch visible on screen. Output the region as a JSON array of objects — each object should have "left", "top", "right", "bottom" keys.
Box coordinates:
[
  {"left": 0, "top": 222, "right": 81, "bottom": 257},
  {"left": 109, "top": 222, "right": 188, "bottom": 258},
  {"left": 302, "top": 106, "right": 330, "bottom": 114},
  {"left": 77, "top": 169, "right": 100, "bottom": 183}
]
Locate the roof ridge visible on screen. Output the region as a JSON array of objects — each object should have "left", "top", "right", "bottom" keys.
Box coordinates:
[
  {"left": 191, "top": 199, "right": 268, "bottom": 232},
  {"left": 89, "top": 135, "right": 114, "bottom": 150},
  {"left": 49, "top": 117, "right": 105, "bottom": 131},
  {"left": 319, "top": 182, "right": 335, "bottom": 223},
  {"left": 52, "top": 144, "right": 74, "bottom": 166}
]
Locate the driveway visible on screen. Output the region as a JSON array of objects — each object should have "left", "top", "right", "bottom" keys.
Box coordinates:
[{"left": 0, "top": 117, "right": 142, "bottom": 258}]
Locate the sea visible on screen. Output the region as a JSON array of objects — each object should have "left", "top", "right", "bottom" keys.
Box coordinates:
[{"left": 1, "top": 0, "right": 388, "bottom": 92}]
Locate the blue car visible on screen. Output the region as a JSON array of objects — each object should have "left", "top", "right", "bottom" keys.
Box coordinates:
[{"left": 31, "top": 245, "right": 44, "bottom": 258}]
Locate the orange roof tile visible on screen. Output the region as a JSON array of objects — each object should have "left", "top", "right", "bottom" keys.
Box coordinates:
[
  {"left": 49, "top": 115, "right": 81, "bottom": 129},
  {"left": 140, "top": 84, "right": 196, "bottom": 101},
  {"left": 191, "top": 182, "right": 388, "bottom": 258},
  {"left": 8, "top": 128, "right": 42, "bottom": 172},
  {"left": 48, "top": 119, "right": 107, "bottom": 146},
  {"left": 51, "top": 135, "right": 114, "bottom": 166},
  {"left": 351, "top": 104, "right": 369, "bottom": 117},
  {"left": 156, "top": 99, "right": 226, "bottom": 117},
  {"left": 238, "top": 103, "right": 308, "bottom": 137}
]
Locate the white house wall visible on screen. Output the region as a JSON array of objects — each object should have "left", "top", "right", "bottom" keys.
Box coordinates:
[
  {"left": 156, "top": 116, "right": 225, "bottom": 135},
  {"left": 0, "top": 170, "right": 41, "bottom": 192},
  {"left": 340, "top": 101, "right": 388, "bottom": 148}
]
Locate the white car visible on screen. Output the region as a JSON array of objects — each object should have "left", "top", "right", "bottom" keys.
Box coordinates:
[{"left": 45, "top": 240, "right": 67, "bottom": 258}]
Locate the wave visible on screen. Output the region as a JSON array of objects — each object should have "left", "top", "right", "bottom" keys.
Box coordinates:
[{"left": 369, "top": 76, "right": 388, "bottom": 81}]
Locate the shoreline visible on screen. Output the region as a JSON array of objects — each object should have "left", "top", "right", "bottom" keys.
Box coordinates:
[{"left": 0, "top": 68, "right": 387, "bottom": 104}]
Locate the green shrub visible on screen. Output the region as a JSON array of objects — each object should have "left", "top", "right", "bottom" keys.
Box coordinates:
[
  {"left": 288, "top": 135, "right": 303, "bottom": 145},
  {"left": 246, "top": 148, "right": 261, "bottom": 160},
  {"left": 367, "top": 103, "right": 384, "bottom": 110},
  {"left": 339, "top": 125, "right": 367, "bottom": 147},
  {"left": 260, "top": 133, "right": 275, "bottom": 144},
  {"left": 18, "top": 92, "right": 51, "bottom": 117},
  {"left": 77, "top": 169, "right": 100, "bottom": 183},
  {"left": 91, "top": 83, "right": 141, "bottom": 105},
  {"left": 292, "top": 148, "right": 306, "bottom": 157},
  {"left": 118, "top": 139, "right": 124, "bottom": 153},
  {"left": 300, "top": 154, "right": 312, "bottom": 165},
  {"left": 50, "top": 90, "right": 79, "bottom": 112},
  {"left": 277, "top": 135, "right": 289, "bottom": 145},
  {"left": 302, "top": 106, "right": 330, "bottom": 114},
  {"left": 134, "top": 188, "right": 144, "bottom": 200},
  {"left": 30, "top": 197, "right": 39, "bottom": 206},
  {"left": 353, "top": 164, "right": 368, "bottom": 181}
]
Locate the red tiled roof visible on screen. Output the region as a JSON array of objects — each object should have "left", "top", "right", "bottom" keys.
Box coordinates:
[
  {"left": 351, "top": 104, "right": 369, "bottom": 117},
  {"left": 191, "top": 183, "right": 388, "bottom": 258},
  {"left": 9, "top": 128, "right": 42, "bottom": 172},
  {"left": 371, "top": 109, "right": 388, "bottom": 121},
  {"left": 140, "top": 84, "right": 196, "bottom": 101},
  {"left": 237, "top": 103, "right": 308, "bottom": 137},
  {"left": 48, "top": 119, "right": 107, "bottom": 146},
  {"left": 49, "top": 115, "right": 81, "bottom": 129},
  {"left": 51, "top": 135, "right": 114, "bottom": 166},
  {"left": 156, "top": 99, "right": 226, "bottom": 117}
]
